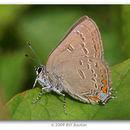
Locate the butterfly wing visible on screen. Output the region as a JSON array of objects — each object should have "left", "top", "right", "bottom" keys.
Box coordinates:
[{"left": 46, "top": 16, "right": 110, "bottom": 103}]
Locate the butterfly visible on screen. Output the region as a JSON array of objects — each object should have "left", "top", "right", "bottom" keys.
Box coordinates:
[{"left": 26, "top": 16, "right": 115, "bottom": 115}]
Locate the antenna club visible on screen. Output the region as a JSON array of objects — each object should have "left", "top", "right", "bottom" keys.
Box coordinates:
[{"left": 24, "top": 53, "right": 28, "bottom": 57}]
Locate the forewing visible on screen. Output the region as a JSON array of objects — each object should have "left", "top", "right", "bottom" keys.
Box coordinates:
[{"left": 46, "top": 16, "right": 104, "bottom": 72}]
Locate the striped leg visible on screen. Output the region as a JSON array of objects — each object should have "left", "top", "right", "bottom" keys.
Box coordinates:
[
  {"left": 32, "top": 87, "right": 49, "bottom": 104},
  {"left": 53, "top": 89, "right": 67, "bottom": 115},
  {"left": 63, "top": 96, "right": 67, "bottom": 115}
]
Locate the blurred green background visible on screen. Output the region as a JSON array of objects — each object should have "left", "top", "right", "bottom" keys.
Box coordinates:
[{"left": 0, "top": 5, "right": 130, "bottom": 119}]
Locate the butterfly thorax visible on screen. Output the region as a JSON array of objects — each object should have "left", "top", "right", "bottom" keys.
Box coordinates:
[{"left": 35, "top": 65, "right": 64, "bottom": 93}]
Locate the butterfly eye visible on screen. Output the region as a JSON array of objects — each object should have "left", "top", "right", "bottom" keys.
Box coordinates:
[{"left": 38, "top": 67, "right": 42, "bottom": 74}]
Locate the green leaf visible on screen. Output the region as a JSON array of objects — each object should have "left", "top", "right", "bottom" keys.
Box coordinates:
[
  {"left": 92, "top": 59, "right": 130, "bottom": 119},
  {"left": 0, "top": 87, "right": 9, "bottom": 120},
  {"left": 6, "top": 59, "right": 130, "bottom": 120},
  {"left": 122, "top": 5, "right": 130, "bottom": 57}
]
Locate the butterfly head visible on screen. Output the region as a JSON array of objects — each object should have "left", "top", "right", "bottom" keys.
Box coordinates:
[{"left": 34, "top": 65, "right": 46, "bottom": 76}]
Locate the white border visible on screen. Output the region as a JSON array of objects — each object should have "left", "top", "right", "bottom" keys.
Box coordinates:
[
  {"left": 0, "top": 0, "right": 130, "bottom": 4},
  {"left": 0, "top": 121, "right": 130, "bottom": 130}
]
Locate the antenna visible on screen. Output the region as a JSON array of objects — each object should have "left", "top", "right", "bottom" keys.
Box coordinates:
[
  {"left": 26, "top": 41, "right": 42, "bottom": 65},
  {"left": 24, "top": 53, "right": 40, "bottom": 64}
]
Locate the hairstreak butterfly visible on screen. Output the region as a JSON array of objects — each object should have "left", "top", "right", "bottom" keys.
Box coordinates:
[{"left": 27, "top": 16, "right": 115, "bottom": 115}]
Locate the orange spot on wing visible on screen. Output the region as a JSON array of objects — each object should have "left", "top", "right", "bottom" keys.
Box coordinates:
[
  {"left": 102, "top": 86, "right": 107, "bottom": 93},
  {"left": 102, "top": 80, "right": 107, "bottom": 85},
  {"left": 88, "top": 96, "right": 100, "bottom": 102},
  {"left": 102, "top": 74, "right": 105, "bottom": 78}
]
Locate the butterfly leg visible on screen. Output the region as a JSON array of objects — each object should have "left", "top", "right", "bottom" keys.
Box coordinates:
[
  {"left": 63, "top": 96, "right": 67, "bottom": 115},
  {"left": 52, "top": 88, "right": 67, "bottom": 115},
  {"left": 32, "top": 86, "right": 50, "bottom": 104},
  {"left": 32, "top": 77, "right": 38, "bottom": 89}
]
